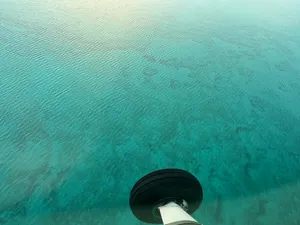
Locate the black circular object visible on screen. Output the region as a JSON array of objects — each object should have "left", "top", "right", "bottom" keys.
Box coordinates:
[{"left": 129, "top": 168, "right": 203, "bottom": 224}]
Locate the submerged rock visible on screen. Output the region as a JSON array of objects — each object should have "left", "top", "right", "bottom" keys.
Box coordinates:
[{"left": 142, "top": 67, "right": 158, "bottom": 76}]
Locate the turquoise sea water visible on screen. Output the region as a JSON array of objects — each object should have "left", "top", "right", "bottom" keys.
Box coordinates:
[{"left": 1, "top": 0, "right": 300, "bottom": 224}]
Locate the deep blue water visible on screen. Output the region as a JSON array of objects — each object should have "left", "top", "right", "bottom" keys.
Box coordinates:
[{"left": 1, "top": 0, "right": 300, "bottom": 224}]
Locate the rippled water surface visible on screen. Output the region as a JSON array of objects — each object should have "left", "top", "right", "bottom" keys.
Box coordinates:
[{"left": 1, "top": 0, "right": 300, "bottom": 224}]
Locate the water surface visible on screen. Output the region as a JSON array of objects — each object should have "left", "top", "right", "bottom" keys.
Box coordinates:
[{"left": 1, "top": 0, "right": 300, "bottom": 224}]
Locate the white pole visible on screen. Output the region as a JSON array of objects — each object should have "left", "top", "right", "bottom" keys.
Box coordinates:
[{"left": 158, "top": 202, "right": 201, "bottom": 225}]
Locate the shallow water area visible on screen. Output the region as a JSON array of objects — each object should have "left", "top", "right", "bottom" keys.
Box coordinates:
[{"left": 0, "top": 0, "right": 300, "bottom": 224}]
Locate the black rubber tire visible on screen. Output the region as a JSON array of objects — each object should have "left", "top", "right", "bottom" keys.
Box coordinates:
[{"left": 129, "top": 168, "right": 203, "bottom": 224}]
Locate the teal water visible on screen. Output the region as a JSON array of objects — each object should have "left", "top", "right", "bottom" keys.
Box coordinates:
[{"left": 1, "top": 0, "right": 300, "bottom": 224}]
